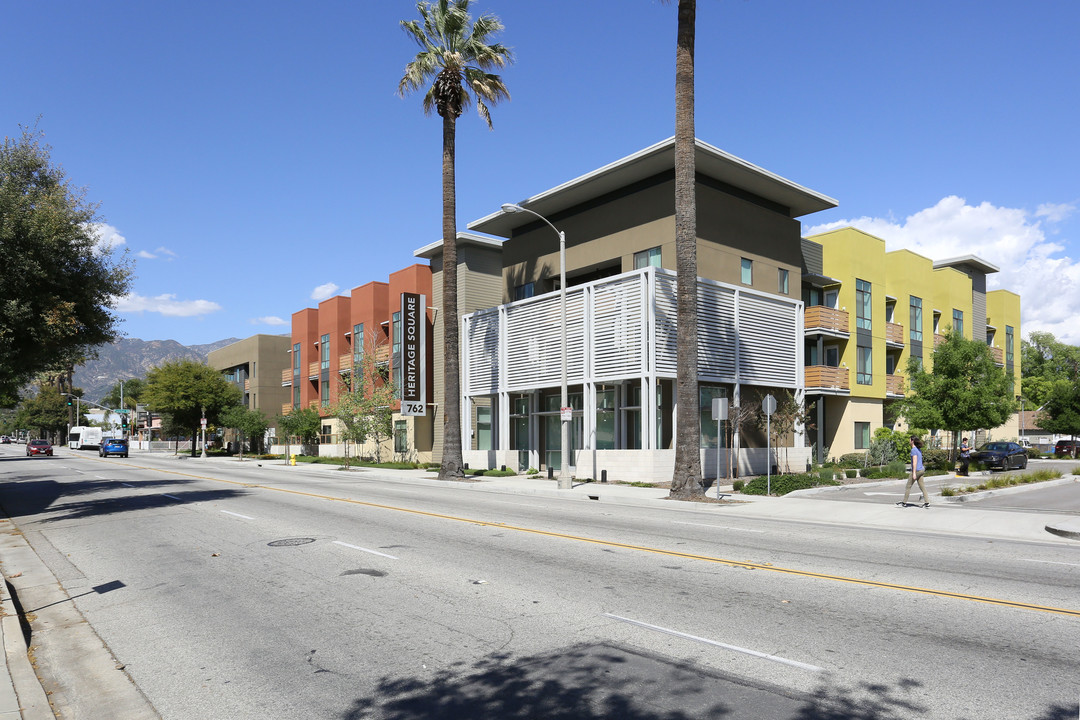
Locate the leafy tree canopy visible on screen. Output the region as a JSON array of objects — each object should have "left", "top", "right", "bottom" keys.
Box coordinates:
[
  {"left": 1039, "top": 379, "right": 1080, "bottom": 439},
  {"left": 902, "top": 331, "right": 1016, "bottom": 444},
  {"left": 100, "top": 378, "right": 145, "bottom": 410},
  {"left": 143, "top": 360, "right": 241, "bottom": 446},
  {"left": 278, "top": 406, "right": 321, "bottom": 446},
  {"left": 14, "top": 386, "right": 70, "bottom": 439},
  {"left": 220, "top": 406, "right": 269, "bottom": 460},
  {"left": 0, "top": 128, "right": 132, "bottom": 398}
]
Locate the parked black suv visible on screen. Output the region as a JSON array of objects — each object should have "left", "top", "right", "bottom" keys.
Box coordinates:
[{"left": 1054, "top": 439, "right": 1078, "bottom": 458}]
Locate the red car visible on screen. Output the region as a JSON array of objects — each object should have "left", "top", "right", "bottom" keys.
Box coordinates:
[{"left": 26, "top": 439, "right": 53, "bottom": 457}]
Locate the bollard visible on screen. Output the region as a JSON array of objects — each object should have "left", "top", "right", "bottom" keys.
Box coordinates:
[
  {"left": 548, "top": 466, "right": 554, "bottom": 479},
  {"left": 601, "top": 469, "right": 607, "bottom": 483},
  {"left": 500, "top": 465, "right": 506, "bottom": 472}
]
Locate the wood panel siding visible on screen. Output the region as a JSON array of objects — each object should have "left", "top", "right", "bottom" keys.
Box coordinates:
[
  {"left": 886, "top": 373, "right": 905, "bottom": 396},
  {"left": 804, "top": 365, "right": 849, "bottom": 391},
  {"left": 886, "top": 322, "right": 904, "bottom": 345},
  {"left": 990, "top": 346, "right": 1004, "bottom": 365},
  {"left": 281, "top": 369, "right": 292, "bottom": 386}
]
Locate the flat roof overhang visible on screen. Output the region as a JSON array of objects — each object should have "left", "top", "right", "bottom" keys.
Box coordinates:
[{"left": 468, "top": 137, "right": 838, "bottom": 239}]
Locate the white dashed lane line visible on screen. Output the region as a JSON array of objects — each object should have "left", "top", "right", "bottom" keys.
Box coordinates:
[
  {"left": 603, "top": 613, "right": 823, "bottom": 672},
  {"left": 162, "top": 494, "right": 183, "bottom": 501},
  {"left": 332, "top": 541, "right": 398, "bottom": 560},
  {"left": 221, "top": 510, "right": 254, "bottom": 520},
  {"left": 672, "top": 521, "right": 765, "bottom": 533},
  {"left": 1023, "top": 558, "right": 1080, "bottom": 568}
]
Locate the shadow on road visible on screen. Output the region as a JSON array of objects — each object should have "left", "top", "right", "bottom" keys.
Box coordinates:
[{"left": 0, "top": 478, "right": 246, "bottom": 522}]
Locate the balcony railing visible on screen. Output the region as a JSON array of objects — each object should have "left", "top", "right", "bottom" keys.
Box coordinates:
[
  {"left": 308, "top": 361, "right": 320, "bottom": 379},
  {"left": 282, "top": 369, "right": 293, "bottom": 386},
  {"left": 885, "top": 322, "right": 904, "bottom": 346},
  {"left": 244, "top": 379, "right": 250, "bottom": 391},
  {"left": 804, "top": 365, "right": 849, "bottom": 392},
  {"left": 804, "top": 306, "right": 850, "bottom": 336},
  {"left": 886, "top": 373, "right": 905, "bottom": 396},
  {"left": 338, "top": 353, "right": 353, "bottom": 373},
  {"left": 990, "top": 346, "right": 1004, "bottom": 365},
  {"left": 934, "top": 333, "right": 947, "bottom": 348},
  {"left": 281, "top": 403, "right": 292, "bottom": 416}
]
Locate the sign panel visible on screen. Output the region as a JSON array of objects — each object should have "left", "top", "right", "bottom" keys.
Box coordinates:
[
  {"left": 561, "top": 407, "right": 573, "bottom": 422},
  {"left": 762, "top": 394, "right": 777, "bottom": 416},
  {"left": 400, "top": 292, "right": 427, "bottom": 416},
  {"left": 711, "top": 397, "right": 728, "bottom": 421}
]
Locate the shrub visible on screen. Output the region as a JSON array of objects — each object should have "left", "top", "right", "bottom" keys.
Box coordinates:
[
  {"left": 837, "top": 452, "right": 867, "bottom": 468},
  {"left": 940, "top": 486, "right": 956, "bottom": 497},
  {"left": 526, "top": 467, "right": 539, "bottom": 475},
  {"left": 921, "top": 448, "right": 951, "bottom": 470},
  {"left": 844, "top": 469, "right": 858, "bottom": 478},
  {"left": 476, "top": 468, "right": 517, "bottom": 477},
  {"left": 732, "top": 480, "right": 745, "bottom": 492},
  {"left": 741, "top": 473, "right": 840, "bottom": 496}
]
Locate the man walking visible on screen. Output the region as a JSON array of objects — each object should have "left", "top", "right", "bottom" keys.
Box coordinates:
[
  {"left": 959, "top": 437, "right": 971, "bottom": 476},
  {"left": 898, "top": 436, "right": 930, "bottom": 508}
]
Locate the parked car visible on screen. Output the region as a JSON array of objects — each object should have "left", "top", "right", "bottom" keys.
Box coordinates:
[
  {"left": 99, "top": 437, "right": 129, "bottom": 458},
  {"left": 25, "top": 439, "right": 53, "bottom": 457},
  {"left": 972, "top": 441, "right": 1028, "bottom": 470},
  {"left": 1054, "top": 439, "right": 1078, "bottom": 458},
  {"left": 0, "top": 435, "right": 10, "bottom": 444}
]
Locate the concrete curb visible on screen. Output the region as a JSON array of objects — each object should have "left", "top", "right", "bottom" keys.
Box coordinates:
[
  {"left": 0, "top": 535, "right": 55, "bottom": 720},
  {"left": 1044, "top": 519, "right": 1080, "bottom": 541}
]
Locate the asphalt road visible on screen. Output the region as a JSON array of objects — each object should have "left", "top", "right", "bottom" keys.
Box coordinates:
[{"left": 1, "top": 446, "right": 1078, "bottom": 719}]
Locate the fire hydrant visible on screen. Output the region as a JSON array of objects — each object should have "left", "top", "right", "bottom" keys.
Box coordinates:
[{"left": 290, "top": 453, "right": 297, "bottom": 466}]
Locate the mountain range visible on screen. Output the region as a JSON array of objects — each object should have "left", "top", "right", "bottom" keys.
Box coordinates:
[{"left": 73, "top": 337, "right": 242, "bottom": 404}]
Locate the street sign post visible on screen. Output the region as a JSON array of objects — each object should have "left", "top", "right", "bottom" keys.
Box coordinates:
[
  {"left": 712, "top": 398, "right": 729, "bottom": 499},
  {"left": 762, "top": 394, "right": 776, "bottom": 495}
]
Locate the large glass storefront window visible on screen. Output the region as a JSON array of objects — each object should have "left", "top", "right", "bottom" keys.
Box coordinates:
[
  {"left": 476, "top": 405, "right": 493, "bottom": 450},
  {"left": 510, "top": 394, "right": 530, "bottom": 471},
  {"left": 622, "top": 382, "right": 642, "bottom": 450},
  {"left": 543, "top": 390, "right": 582, "bottom": 470},
  {"left": 595, "top": 386, "right": 615, "bottom": 450},
  {"left": 699, "top": 385, "right": 727, "bottom": 449}
]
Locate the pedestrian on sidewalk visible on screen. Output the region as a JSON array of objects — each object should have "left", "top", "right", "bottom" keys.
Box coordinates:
[
  {"left": 958, "top": 437, "right": 971, "bottom": 476},
  {"left": 899, "top": 436, "right": 930, "bottom": 508}
]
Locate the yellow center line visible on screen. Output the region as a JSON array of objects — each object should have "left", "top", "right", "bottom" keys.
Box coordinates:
[{"left": 104, "top": 458, "right": 1080, "bottom": 619}]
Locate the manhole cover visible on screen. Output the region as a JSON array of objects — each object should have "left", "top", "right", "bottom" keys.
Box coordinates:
[{"left": 267, "top": 538, "right": 316, "bottom": 547}]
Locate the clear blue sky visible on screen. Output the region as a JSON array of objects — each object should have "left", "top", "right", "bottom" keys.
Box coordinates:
[{"left": 4, "top": 1, "right": 1078, "bottom": 345}]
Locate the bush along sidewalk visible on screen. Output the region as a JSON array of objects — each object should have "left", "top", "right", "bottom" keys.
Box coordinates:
[
  {"left": 740, "top": 472, "right": 841, "bottom": 496},
  {"left": 940, "top": 468, "right": 1063, "bottom": 497}
]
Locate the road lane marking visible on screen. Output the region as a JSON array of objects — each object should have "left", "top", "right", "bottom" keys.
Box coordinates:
[
  {"left": 221, "top": 510, "right": 254, "bottom": 520},
  {"left": 332, "top": 541, "right": 398, "bottom": 559},
  {"left": 120, "top": 483, "right": 135, "bottom": 487},
  {"left": 117, "top": 461, "right": 1080, "bottom": 619},
  {"left": 604, "top": 613, "right": 822, "bottom": 672},
  {"left": 162, "top": 494, "right": 183, "bottom": 501},
  {"left": 673, "top": 521, "right": 765, "bottom": 533},
  {"left": 1023, "top": 559, "right": 1080, "bottom": 568}
]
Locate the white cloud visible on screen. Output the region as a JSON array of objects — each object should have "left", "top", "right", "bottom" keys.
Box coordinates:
[
  {"left": 89, "top": 223, "right": 126, "bottom": 252},
  {"left": 251, "top": 316, "right": 288, "bottom": 326},
  {"left": 155, "top": 246, "right": 178, "bottom": 258},
  {"left": 310, "top": 282, "right": 340, "bottom": 301},
  {"left": 804, "top": 196, "right": 1080, "bottom": 344},
  {"left": 137, "top": 250, "right": 157, "bottom": 259},
  {"left": 136, "top": 246, "right": 178, "bottom": 261},
  {"left": 114, "top": 293, "right": 222, "bottom": 318}
]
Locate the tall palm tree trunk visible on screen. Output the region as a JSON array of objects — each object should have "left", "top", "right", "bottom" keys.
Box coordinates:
[
  {"left": 671, "top": 0, "right": 703, "bottom": 498},
  {"left": 439, "top": 112, "right": 465, "bottom": 480}
]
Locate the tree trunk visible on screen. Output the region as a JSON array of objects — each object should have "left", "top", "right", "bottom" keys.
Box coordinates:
[
  {"left": 439, "top": 112, "right": 465, "bottom": 480},
  {"left": 670, "top": 0, "right": 703, "bottom": 499}
]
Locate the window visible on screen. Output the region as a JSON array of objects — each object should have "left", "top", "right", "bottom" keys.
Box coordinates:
[
  {"left": 825, "top": 347, "right": 839, "bottom": 367},
  {"left": 699, "top": 386, "right": 726, "bottom": 449},
  {"left": 952, "top": 309, "right": 964, "bottom": 336},
  {"left": 824, "top": 289, "right": 838, "bottom": 309},
  {"left": 634, "top": 247, "right": 661, "bottom": 269},
  {"left": 909, "top": 297, "right": 923, "bottom": 342},
  {"left": 596, "top": 386, "right": 615, "bottom": 450},
  {"left": 855, "top": 422, "right": 870, "bottom": 450},
  {"left": 293, "top": 343, "right": 301, "bottom": 375},
  {"left": 778, "top": 268, "right": 789, "bottom": 295},
  {"left": 392, "top": 311, "right": 401, "bottom": 357},
  {"left": 293, "top": 386, "right": 300, "bottom": 409},
  {"left": 857, "top": 346, "right": 872, "bottom": 385},
  {"left": 353, "top": 323, "right": 364, "bottom": 363},
  {"left": 803, "top": 287, "right": 821, "bottom": 306},
  {"left": 394, "top": 420, "right": 408, "bottom": 453},
  {"left": 320, "top": 334, "right": 330, "bottom": 369},
  {"left": 513, "top": 283, "right": 534, "bottom": 301},
  {"left": 476, "top": 406, "right": 493, "bottom": 450},
  {"left": 856, "top": 279, "right": 872, "bottom": 331},
  {"left": 1006, "top": 326, "right": 1014, "bottom": 365},
  {"left": 740, "top": 258, "right": 753, "bottom": 285}
]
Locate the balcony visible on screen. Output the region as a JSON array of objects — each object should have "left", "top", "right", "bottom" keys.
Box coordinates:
[
  {"left": 281, "top": 403, "right": 292, "bottom": 416},
  {"left": 885, "top": 322, "right": 904, "bottom": 347},
  {"left": 282, "top": 369, "right": 293, "bottom": 386},
  {"left": 244, "top": 379, "right": 250, "bottom": 391},
  {"left": 308, "top": 361, "right": 320, "bottom": 380},
  {"left": 804, "top": 306, "right": 850, "bottom": 337},
  {"left": 338, "top": 353, "right": 353, "bottom": 374},
  {"left": 374, "top": 345, "right": 391, "bottom": 366},
  {"left": 804, "top": 365, "right": 849, "bottom": 393},
  {"left": 934, "top": 333, "right": 947, "bottom": 348},
  {"left": 886, "top": 373, "right": 905, "bottom": 397},
  {"left": 990, "top": 346, "right": 1004, "bottom": 366}
]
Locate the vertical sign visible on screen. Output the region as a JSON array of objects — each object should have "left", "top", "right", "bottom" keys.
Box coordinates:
[{"left": 400, "top": 292, "right": 427, "bottom": 416}]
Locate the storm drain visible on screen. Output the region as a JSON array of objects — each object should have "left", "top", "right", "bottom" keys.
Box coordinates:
[{"left": 267, "top": 538, "right": 316, "bottom": 547}]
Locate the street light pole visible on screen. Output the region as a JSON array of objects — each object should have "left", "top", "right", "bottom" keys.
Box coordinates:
[
  {"left": 200, "top": 406, "right": 207, "bottom": 459},
  {"left": 502, "top": 203, "right": 572, "bottom": 489}
]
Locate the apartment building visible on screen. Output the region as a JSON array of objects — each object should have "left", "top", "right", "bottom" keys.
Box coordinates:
[
  {"left": 802, "top": 227, "right": 1022, "bottom": 458},
  {"left": 417, "top": 137, "right": 839, "bottom": 481},
  {"left": 282, "top": 264, "right": 434, "bottom": 461},
  {"left": 207, "top": 334, "right": 292, "bottom": 434}
]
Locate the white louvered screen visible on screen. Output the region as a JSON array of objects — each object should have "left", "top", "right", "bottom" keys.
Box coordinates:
[
  {"left": 738, "top": 292, "right": 799, "bottom": 387},
  {"left": 697, "top": 282, "right": 736, "bottom": 379},
  {"left": 653, "top": 273, "right": 679, "bottom": 375},
  {"left": 505, "top": 291, "right": 586, "bottom": 391},
  {"left": 464, "top": 310, "right": 500, "bottom": 395},
  {"left": 592, "top": 274, "right": 644, "bottom": 380}
]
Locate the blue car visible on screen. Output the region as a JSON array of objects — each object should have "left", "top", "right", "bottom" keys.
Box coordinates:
[{"left": 99, "top": 438, "right": 129, "bottom": 458}]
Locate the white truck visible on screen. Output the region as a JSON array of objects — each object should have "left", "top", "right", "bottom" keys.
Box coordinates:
[{"left": 68, "top": 426, "right": 103, "bottom": 450}]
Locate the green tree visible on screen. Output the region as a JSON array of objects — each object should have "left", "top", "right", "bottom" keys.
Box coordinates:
[
  {"left": 100, "top": 378, "right": 146, "bottom": 411},
  {"left": 667, "top": 0, "right": 703, "bottom": 499},
  {"left": 0, "top": 128, "right": 132, "bottom": 399},
  {"left": 14, "top": 385, "right": 70, "bottom": 441},
  {"left": 219, "top": 405, "right": 270, "bottom": 461},
  {"left": 754, "top": 390, "right": 815, "bottom": 473},
  {"left": 1021, "top": 331, "right": 1080, "bottom": 383},
  {"left": 278, "top": 406, "right": 321, "bottom": 457},
  {"left": 143, "top": 360, "right": 241, "bottom": 456},
  {"left": 399, "top": 0, "right": 512, "bottom": 481},
  {"left": 1039, "top": 379, "right": 1080, "bottom": 457},
  {"left": 331, "top": 329, "right": 397, "bottom": 466},
  {"left": 902, "top": 331, "right": 1016, "bottom": 458}
]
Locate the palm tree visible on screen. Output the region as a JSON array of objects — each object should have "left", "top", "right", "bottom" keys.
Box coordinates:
[
  {"left": 399, "top": 1, "right": 512, "bottom": 480},
  {"left": 669, "top": 0, "right": 704, "bottom": 499}
]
